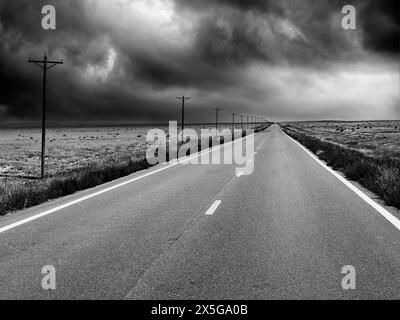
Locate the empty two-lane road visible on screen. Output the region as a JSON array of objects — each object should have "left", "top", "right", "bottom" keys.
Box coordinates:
[{"left": 0, "top": 125, "right": 399, "bottom": 299}]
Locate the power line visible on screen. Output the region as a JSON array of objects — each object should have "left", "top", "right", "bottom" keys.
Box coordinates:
[{"left": 28, "top": 52, "right": 63, "bottom": 178}]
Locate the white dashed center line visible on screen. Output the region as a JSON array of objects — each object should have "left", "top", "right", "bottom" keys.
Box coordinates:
[
  {"left": 205, "top": 200, "right": 222, "bottom": 215},
  {"left": 236, "top": 171, "right": 243, "bottom": 177}
]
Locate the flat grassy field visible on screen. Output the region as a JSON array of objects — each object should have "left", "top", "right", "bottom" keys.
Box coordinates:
[
  {"left": 281, "top": 120, "right": 400, "bottom": 158},
  {"left": 0, "top": 126, "right": 151, "bottom": 178},
  {"left": 0, "top": 126, "right": 153, "bottom": 214},
  {"left": 0, "top": 124, "right": 244, "bottom": 179},
  {"left": 0, "top": 124, "right": 252, "bottom": 179}
]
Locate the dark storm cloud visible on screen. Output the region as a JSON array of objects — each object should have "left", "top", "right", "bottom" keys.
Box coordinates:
[
  {"left": 174, "top": 0, "right": 291, "bottom": 65},
  {"left": 0, "top": 0, "right": 112, "bottom": 120},
  {"left": 299, "top": 0, "right": 399, "bottom": 55},
  {"left": 118, "top": 43, "right": 243, "bottom": 90},
  {"left": 0, "top": 0, "right": 176, "bottom": 122},
  {"left": 316, "top": 0, "right": 399, "bottom": 55},
  {"left": 0, "top": 0, "right": 398, "bottom": 123},
  {"left": 174, "top": 0, "right": 285, "bottom": 15},
  {"left": 359, "top": 0, "right": 399, "bottom": 54},
  {"left": 175, "top": 0, "right": 399, "bottom": 65}
]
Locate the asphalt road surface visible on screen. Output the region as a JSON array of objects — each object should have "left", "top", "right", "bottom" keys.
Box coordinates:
[{"left": 0, "top": 125, "right": 399, "bottom": 299}]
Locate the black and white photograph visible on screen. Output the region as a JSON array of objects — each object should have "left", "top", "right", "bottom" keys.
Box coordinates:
[{"left": 0, "top": 0, "right": 399, "bottom": 308}]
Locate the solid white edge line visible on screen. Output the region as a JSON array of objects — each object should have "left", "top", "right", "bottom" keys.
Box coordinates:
[
  {"left": 205, "top": 200, "right": 222, "bottom": 215},
  {"left": 287, "top": 133, "right": 400, "bottom": 232},
  {"left": 0, "top": 133, "right": 256, "bottom": 234}
]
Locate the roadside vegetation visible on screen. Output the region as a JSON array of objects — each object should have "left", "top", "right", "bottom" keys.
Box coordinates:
[
  {"left": 0, "top": 156, "right": 151, "bottom": 215},
  {"left": 281, "top": 123, "right": 400, "bottom": 210},
  {"left": 0, "top": 125, "right": 271, "bottom": 216}
]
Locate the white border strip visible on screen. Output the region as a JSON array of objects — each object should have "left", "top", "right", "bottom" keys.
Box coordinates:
[
  {"left": 0, "top": 133, "right": 255, "bottom": 234},
  {"left": 287, "top": 133, "right": 400, "bottom": 232}
]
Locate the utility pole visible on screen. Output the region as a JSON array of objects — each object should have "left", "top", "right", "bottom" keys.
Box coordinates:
[
  {"left": 176, "top": 96, "right": 190, "bottom": 141},
  {"left": 247, "top": 116, "right": 250, "bottom": 129},
  {"left": 240, "top": 115, "right": 243, "bottom": 129},
  {"left": 214, "top": 107, "right": 223, "bottom": 131},
  {"left": 230, "top": 112, "right": 236, "bottom": 131},
  {"left": 230, "top": 112, "right": 236, "bottom": 139},
  {"left": 28, "top": 53, "right": 63, "bottom": 179}
]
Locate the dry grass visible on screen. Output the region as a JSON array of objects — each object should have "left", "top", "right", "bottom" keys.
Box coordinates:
[
  {"left": 0, "top": 156, "right": 151, "bottom": 215},
  {"left": 281, "top": 120, "right": 400, "bottom": 158},
  {"left": 281, "top": 121, "right": 400, "bottom": 209},
  {"left": 0, "top": 126, "right": 151, "bottom": 178},
  {"left": 0, "top": 126, "right": 151, "bottom": 216}
]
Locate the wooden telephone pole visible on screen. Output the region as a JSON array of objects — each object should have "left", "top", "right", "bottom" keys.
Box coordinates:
[
  {"left": 230, "top": 112, "right": 236, "bottom": 131},
  {"left": 28, "top": 53, "right": 63, "bottom": 178},
  {"left": 231, "top": 112, "right": 236, "bottom": 138},
  {"left": 214, "top": 107, "right": 223, "bottom": 131},
  {"left": 176, "top": 96, "right": 191, "bottom": 141}
]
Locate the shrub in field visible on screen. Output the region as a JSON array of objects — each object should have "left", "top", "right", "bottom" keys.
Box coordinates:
[{"left": 374, "top": 166, "right": 400, "bottom": 208}]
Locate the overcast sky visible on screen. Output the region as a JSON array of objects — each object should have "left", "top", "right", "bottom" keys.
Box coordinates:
[{"left": 0, "top": 0, "right": 399, "bottom": 123}]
